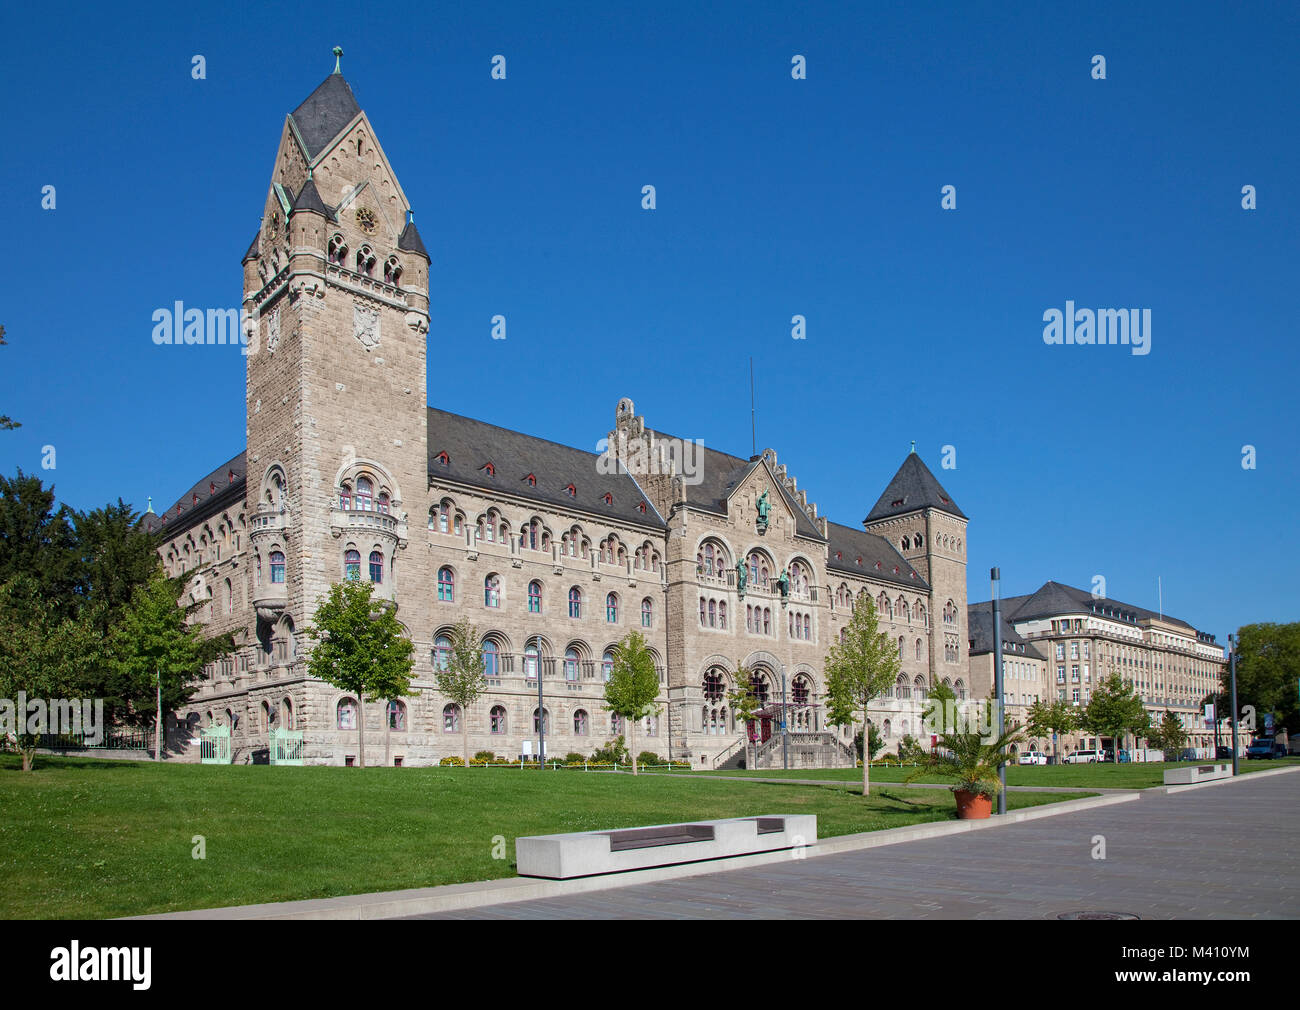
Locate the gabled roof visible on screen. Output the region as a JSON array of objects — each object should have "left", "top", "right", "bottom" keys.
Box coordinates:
[
  {"left": 427, "top": 408, "right": 666, "bottom": 530},
  {"left": 145, "top": 453, "right": 247, "bottom": 537},
  {"left": 865, "top": 452, "right": 965, "bottom": 522},
  {"left": 290, "top": 73, "right": 361, "bottom": 160},
  {"left": 966, "top": 600, "right": 1047, "bottom": 659},
  {"left": 398, "top": 220, "right": 429, "bottom": 259},
  {"left": 824, "top": 521, "right": 929, "bottom": 589}
]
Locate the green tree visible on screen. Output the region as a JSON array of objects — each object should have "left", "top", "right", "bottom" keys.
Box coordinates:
[
  {"left": 0, "top": 326, "right": 18, "bottom": 431},
  {"left": 304, "top": 580, "right": 415, "bottom": 768},
  {"left": 923, "top": 680, "right": 959, "bottom": 734},
  {"left": 1146, "top": 709, "right": 1189, "bottom": 758},
  {"left": 1083, "top": 669, "right": 1149, "bottom": 761},
  {"left": 1229, "top": 623, "right": 1300, "bottom": 735},
  {"left": 726, "top": 660, "right": 763, "bottom": 771},
  {"left": 0, "top": 583, "right": 105, "bottom": 770},
  {"left": 824, "top": 594, "right": 902, "bottom": 795},
  {"left": 75, "top": 501, "right": 163, "bottom": 636},
  {"left": 604, "top": 630, "right": 660, "bottom": 775},
  {"left": 854, "top": 721, "right": 884, "bottom": 762},
  {"left": 1026, "top": 698, "right": 1077, "bottom": 763},
  {"left": 434, "top": 617, "right": 485, "bottom": 765},
  {"left": 0, "top": 470, "right": 82, "bottom": 619}
]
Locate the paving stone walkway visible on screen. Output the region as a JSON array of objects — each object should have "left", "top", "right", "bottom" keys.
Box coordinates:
[{"left": 406, "top": 771, "right": 1300, "bottom": 919}]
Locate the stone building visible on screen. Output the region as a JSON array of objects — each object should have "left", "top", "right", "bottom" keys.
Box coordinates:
[
  {"left": 967, "top": 582, "right": 1228, "bottom": 758},
  {"left": 143, "top": 59, "right": 971, "bottom": 768}
]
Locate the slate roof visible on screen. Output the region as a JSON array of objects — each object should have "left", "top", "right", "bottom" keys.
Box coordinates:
[
  {"left": 865, "top": 452, "right": 965, "bottom": 522},
  {"left": 972, "top": 580, "right": 1198, "bottom": 633},
  {"left": 291, "top": 177, "right": 335, "bottom": 219},
  {"left": 290, "top": 73, "right": 362, "bottom": 160},
  {"left": 398, "top": 220, "right": 429, "bottom": 259},
  {"left": 966, "top": 600, "right": 1047, "bottom": 659},
  {"left": 242, "top": 231, "right": 260, "bottom": 262},
  {"left": 145, "top": 453, "right": 247, "bottom": 537},
  {"left": 824, "top": 521, "right": 929, "bottom": 590},
  {"left": 427, "top": 408, "right": 667, "bottom": 530}
]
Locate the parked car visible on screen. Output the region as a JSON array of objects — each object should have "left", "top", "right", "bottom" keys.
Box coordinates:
[
  {"left": 1063, "top": 749, "right": 1104, "bottom": 764},
  {"left": 1246, "top": 738, "right": 1288, "bottom": 760},
  {"left": 1215, "top": 745, "right": 1234, "bottom": 760},
  {"left": 1017, "top": 751, "right": 1047, "bottom": 766}
]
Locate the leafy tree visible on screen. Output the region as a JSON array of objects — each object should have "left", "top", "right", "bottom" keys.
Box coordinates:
[
  {"left": 1146, "top": 710, "right": 1189, "bottom": 758},
  {"left": 825, "top": 594, "right": 902, "bottom": 795},
  {"left": 0, "top": 470, "right": 82, "bottom": 619},
  {"left": 1229, "top": 623, "right": 1300, "bottom": 735},
  {"left": 897, "top": 733, "right": 926, "bottom": 763},
  {"left": 854, "top": 721, "right": 884, "bottom": 762},
  {"left": 0, "top": 583, "right": 105, "bottom": 770},
  {"left": 1083, "top": 669, "right": 1149, "bottom": 761},
  {"left": 107, "top": 569, "right": 230, "bottom": 734},
  {"left": 603, "top": 630, "right": 660, "bottom": 775},
  {"left": 75, "top": 501, "right": 162, "bottom": 636},
  {"left": 0, "top": 325, "right": 18, "bottom": 431},
  {"left": 1026, "top": 698, "right": 1077, "bottom": 763},
  {"left": 726, "top": 660, "right": 763, "bottom": 771},
  {"left": 304, "top": 580, "right": 414, "bottom": 768},
  {"left": 433, "top": 618, "right": 485, "bottom": 764}
]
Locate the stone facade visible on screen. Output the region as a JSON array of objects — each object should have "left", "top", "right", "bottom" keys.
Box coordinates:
[{"left": 144, "top": 63, "right": 970, "bottom": 768}]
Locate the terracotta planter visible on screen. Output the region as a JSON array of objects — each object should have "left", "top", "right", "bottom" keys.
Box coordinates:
[{"left": 953, "top": 789, "right": 992, "bottom": 819}]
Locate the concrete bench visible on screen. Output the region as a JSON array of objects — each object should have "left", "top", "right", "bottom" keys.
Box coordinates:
[
  {"left": 517, "top": 814, "right": 817, "bottom": 879},
  {"left": 1163, "top": 762, "right": 1232, "bottom": 786}
]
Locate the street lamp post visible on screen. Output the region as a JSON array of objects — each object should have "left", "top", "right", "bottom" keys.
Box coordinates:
[
  {"left": 991, "top": 567, "right": 1007, "bottom": 815},
  {"left": 1229, "top": 634, "right": 1239, "bottom": 777},
  {"left": 781, "top": 667, "right": 789, "bottom": 771}
]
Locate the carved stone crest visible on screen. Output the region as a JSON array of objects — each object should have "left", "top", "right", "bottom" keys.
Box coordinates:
[
  {"left": 353, "top": 303, "right": 380, "bottom": 351},
  {"left": 266, "top": 307, "right": 281, "bottom": 354}
]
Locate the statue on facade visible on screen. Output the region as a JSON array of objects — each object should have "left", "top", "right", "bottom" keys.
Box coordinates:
[
  {"left": 778, "top": 567, "right": 790, "bottom": 599},
  {"left": 756, "top": 490, "right": 770, "bottom": 534},
  {"left": 736, "top": 561, "right": 747, "bottom": 599}
]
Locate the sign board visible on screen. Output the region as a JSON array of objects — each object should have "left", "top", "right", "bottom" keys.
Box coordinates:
[
  {"left": 1204, "top": 703, "right": 1214, "bottom": 729},
  {"left": 1265, "top": 713, "right": 1275, "bottom": 733},
  {"left": 521, "top": 740, "right": 532, "bottom": 757}
]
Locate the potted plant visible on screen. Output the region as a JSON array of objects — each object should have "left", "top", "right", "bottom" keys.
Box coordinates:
[{"left": 904, "top": 726, "right": 1023, "bottom": 819}]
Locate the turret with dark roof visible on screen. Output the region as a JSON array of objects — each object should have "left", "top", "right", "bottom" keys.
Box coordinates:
[{"left": 865, "top": 451, "right": 965, "bottom": 522}]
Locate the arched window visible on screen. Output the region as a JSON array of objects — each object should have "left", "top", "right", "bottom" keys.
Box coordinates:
[
  {"left": 703, "top": 669, "right": 725, "bottom": 702},
  {"left": 281, "top": 696, "right": 294, "bottom": 730},
  {"left": 699, "top": 598, "right": 707, "bottom": 626},
  {"left": 438, "top": 502, "right": 450, "bottom": 533},
  {"left": 443, "top": 703, "right": 461, "bottom": 732},
  {"left": 524, "top": 641, "right": 540, "bottom": 679},
  {"left": 490, "top": 706, "right": 506, "bottom": 734},
  {"left": 792, "top": 676, "right": 810, "bottom": 706},
  {"left": 384, "top": 256, "right": 402, "bottom": 286},
  {"left": 564, "top": 648, "right": 579, "bottom": 681},
  {"left": 533, "top": 708, "right": 549, "bottom": 734},
  {"left": 270, "top": 551, "right": 285, "bottom": 583},
  {"left": 718, "top": 601, "right": 727, "bottom": 629},
  {"left": 574, "top": 709, "right": 589, "bottom": 735},
  {"left": 344, "top": 549, "right": 360, "bottom": 581},
  {"left": 356, "top": 245, "right": 376, "bottom": 276},
  {"left": 954, "top": 679, "right": 967, "bottom": 701},
  {"left": 224, "top": 579, "right": 233, "bottom": 614},
  {"left": 337, "top": 698, "right": 357, "bottom": 730},
  {"left": 433, "top": 636, "right": 450, "bottom": 671},
  {"left": 388, "top": 700, "right": 406, "bottom": 731},
  {"left": 606, "top": 593, "right": 619, "bottom": 623},
  {"left": 763, "top": 608, "right": 771, "bottom": 635},
  {"left": 602, "top": 650, "right": 614, "bottom": 682},
  {"left": 369, "top": 550, "right": 384, "bottom": 583},
  {"left": 641, "top": 598, "right": 653, "bottom": 628},
  {"left": 709, "top": 600, "right": 717, "bottom": 628},
  {"left": 898, "top": 635, "right": 905, "bottom": 658},
  {"left": 916, "top": 638, "right": 924, "bottom": 660},
  {"left": 914, "top": 675, "right": 927, "bottom": 702},
  {"left": 897, "top": 674, "right": 910, "bottom": 700},
  {"left": 528, "top": 580, "right": 542, "bottom": 613},
  {"left": 328, "top": 234, "right": 348, "bottom": 265},
  {"left": 355, "top": 477, "right": 373, "bottom": 511},
  {"left": 484, "top": 574, "right": 500, "bottom": 608},
  {"left": 438, "top": 567, "right": 454, "bottom": 602},
  {"left": 611, "top": 713, "right": 623, "bottom": 735},
  {"left": 483, "top": 639, "right": 499, "bottom": 677},
  {"left": 568, "top": 587, "right": 582, "bottom": 618}
]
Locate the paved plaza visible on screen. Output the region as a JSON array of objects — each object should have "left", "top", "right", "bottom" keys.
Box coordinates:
[{"left": 406, "top": 771, "right": 1300, "bottom": 919}]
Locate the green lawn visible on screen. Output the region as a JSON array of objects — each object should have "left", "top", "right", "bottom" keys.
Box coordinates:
[
  {"left": 697, "top": 756, "right": 1300, "bottom": 790},
  {"left": 0, "top": 755, "right": 1081, "bottom": 919}
]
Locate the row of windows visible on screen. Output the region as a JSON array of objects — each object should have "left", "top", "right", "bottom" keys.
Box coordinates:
[
  {"left": 438, "top": 569, "right": 655, "bottom": 626},
  {"left": 336, "top": 697, "right": 654, "bottom": 737}
]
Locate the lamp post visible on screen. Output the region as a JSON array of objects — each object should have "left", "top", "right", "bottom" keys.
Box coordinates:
[
  {"left": 781, "top": 666, "right": 789, "bottom": 771},
  {"left": 537, "top": 640, "right": 545, "bottom": 768},
  {"left": 991, "top": 567, "right": 1007, "bottom": 815},
  {"left": 1229, "top": 634, "right": 1239, "bottom": 777}
]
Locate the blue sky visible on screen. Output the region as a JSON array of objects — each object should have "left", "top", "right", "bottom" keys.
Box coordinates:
[{"left": 1, "top": 0, "right": 1296, "bottom": 646}]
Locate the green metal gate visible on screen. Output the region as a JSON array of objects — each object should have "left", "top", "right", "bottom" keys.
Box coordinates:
[
  {"left": 200, "top": 724, "right": 232, "bottom": 764},
  {"left": 269, "top": 727, "right": 304, "bottom": 765}
]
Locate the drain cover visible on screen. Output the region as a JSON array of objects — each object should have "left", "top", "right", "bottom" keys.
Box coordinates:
[{"left": 1056, "top": 911, "right": 1140, "bottom": 920}]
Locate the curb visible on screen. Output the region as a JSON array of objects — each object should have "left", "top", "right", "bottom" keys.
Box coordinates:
[
  {"left": 127, "top": 791, "right": 1133, "bottom": 921},
  {"left": 1153, "top": 764, "right": 1300, "bottom": 795}
]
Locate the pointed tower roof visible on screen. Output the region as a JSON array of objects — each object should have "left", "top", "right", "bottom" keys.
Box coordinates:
[
  {"left": 291, "top": 176, "right": 334, "bottom": 218},
  {"left": 290, "top": 72, "right": 361, "bottom": 160},
  {"left": 865, "top": 451, "right": 965, "bottom": 522},
  {"left": 398, "top": 218, "right": 429, "bottom": 259}
]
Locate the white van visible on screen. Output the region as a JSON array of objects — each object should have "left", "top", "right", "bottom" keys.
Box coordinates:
[
  {"left": 1063, "top": 749, "right": 1104, "bottom": 764},
  {"left": 1017, "top": 751, "right": 1048, "bottom": 766}
]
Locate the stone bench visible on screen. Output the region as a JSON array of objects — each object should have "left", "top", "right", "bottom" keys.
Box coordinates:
[
  {"left": 517, "top": 814, "right": 817, "bottom": 879},
  {"left": 1163, "top": 762, "right": 1232, "bottom": 786}
]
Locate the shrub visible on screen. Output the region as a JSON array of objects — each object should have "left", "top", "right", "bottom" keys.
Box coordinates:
[
  {"left": 565, "top": 752, "right": 586, "bottom": 764},
  {"left": 636, "top": 751, "right": 662, "bottom": 768},
  {"left": 439, "top": 755, "right": 464, "bottom": 766},
  {"left": 473, "top": 750, "right": 498, "bottom": 762},
  {"left": 590, "top": 735, "right": 629, "bottom": 765}
]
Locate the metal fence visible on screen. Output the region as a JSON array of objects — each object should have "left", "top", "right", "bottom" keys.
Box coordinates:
[{"left": 269, "top": 727, "right": 304, "bottom": 765}]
